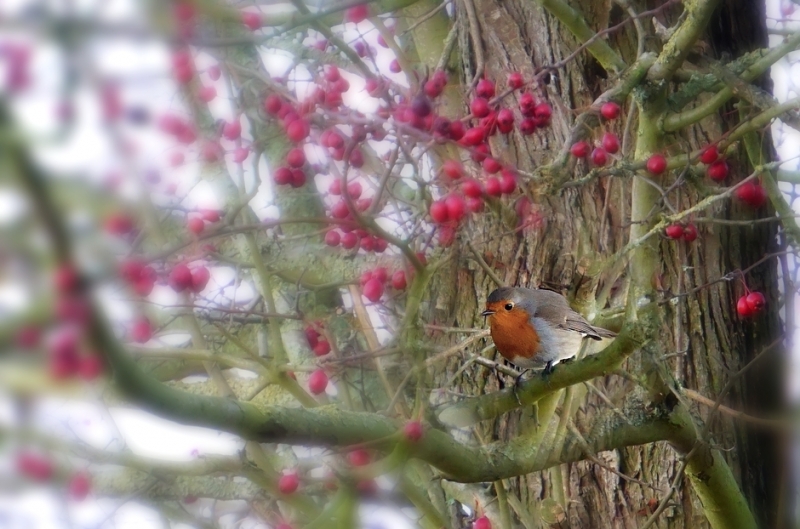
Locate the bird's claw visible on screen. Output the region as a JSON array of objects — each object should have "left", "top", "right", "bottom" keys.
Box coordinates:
[{"left": 542, "top": 361, "right": 555, "bottom": 377}]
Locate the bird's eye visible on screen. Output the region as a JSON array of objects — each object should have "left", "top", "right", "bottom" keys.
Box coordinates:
[{"left": 504, "top": 303, "right": 514, "bottom": 311}]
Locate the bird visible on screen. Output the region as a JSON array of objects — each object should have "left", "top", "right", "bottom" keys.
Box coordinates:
[{"left": 481, "top": 286, "right": 616, "bottom": 375}]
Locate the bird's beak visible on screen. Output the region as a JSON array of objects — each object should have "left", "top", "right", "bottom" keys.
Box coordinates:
[{"left": 481, "top": 310, "right": 495, "bottom": 317}]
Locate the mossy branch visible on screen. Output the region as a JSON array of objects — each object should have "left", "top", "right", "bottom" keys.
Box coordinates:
[
  {"left": 647, "top": 0, "right": 722, "bottom": 81},
  {"left": 663, "top": 31, "right": 800, "bottom": 131},
  {"left": 435, "top": 321, "right": 647, "bottom": 427}
]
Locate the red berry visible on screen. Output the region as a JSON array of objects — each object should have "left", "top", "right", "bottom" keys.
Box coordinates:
[
  {"left": 347, "top": 449, "right": 371, "bottom": 466},
  {"left": 362, "top": 278, "right": 384, "bottom": 302},
  {"left": 424, "top": 79, "right": 444, "bottom": 98},
  {"left": 746, "top": 291, "right": 766, "bottom": 312},
  {"left": 324, "top": 230, "right": 341, "bottom": 247},
  {"left": 324, "top": 65, "right": 340, "bottom": 82},
  {"left": 241, "top": 11, "right": 262, "bottom": 30},
  {"left": 391, "top": 270, "right": 407, "bottom": 290},
  {"left": 169, "top": 264, "right": 193, "bottom": 292},
  {"left": 389, "top": 59, "right": 401, "bottom": 73},
  {"left": 133, "top": 276, "right": 156, "bottom": 297},
  {"left": 470, "top": 97, "right": 491, "bottom": 118},
  {"left": 533, "top": 103, "right": 552, "bottom": 123},
  {"left": 430, "top": 201, "right": 449, "bottom": 223},
  {"left": 735, "top": 181, "right": 767, "bottom": 208},
  {"left": 191, "top": 266, "right": 210, "bottom": 292},
  {"left": 462, "top": 179, "right": 483, "bottom": 198},
  {"left": 600, "top": 102, "right": 620, "bottom": 120},
  {"left": 131, "top": 318, "right": 153, "bottom": 344},
  {"left": 264, "top": 95, "right": 282, "bottom": 115},
  {"left": 78, "top": 355, "right": 104, "bottom": 380},
  {"left": 187, "top": 217, "right": 205, "bottom": 234},
  {"left": 305, "top": 326, "right": 320, "bottom": 347},
  {"left": 471, "top": 143, "right": 490, "bottom": 163},
  {"left": 201, "top": 210, "right": 221, "bottom": 223},
  {"left": 475, "top": 79, "right": 495, "bottom": 99},
  {"left": 374, "top": 237, "right": 388, "bottom": 253},
  {"left": 197, "top": 85, "right": 216, "bottom": 102},
  {"left": 507, "top": 72, "right": 524, "bottom": 89},
  {"left": 591, "top": 148, "right": 608, "bottom": 166},
  {"left": 373, "top": 267, "right": 389, "bottom": 283},
  {"left": 496, "top": 108, "right": 514, "bottom": 133},
  {"left": 54, "top": 265, "right": 79, "bottom": 294},
  {"left": 601, "top": 132, "right": 620, "bottom": 154},
  {"left": 278, "top": 472, "right": 300, "bottom": 494},
  {"left": 286, "top": 148, "right": 305, "bottom": 168},
  {"left": 208, "top": 65, "right": 221, "bottom": 81},
  {"left": 119, "top": 259, "right": 145, "bottom": 283},
  {"left": 341, "top": 232, "right": 358, "bottom": 249},
  {"left": 518, "top": 118, "right": 536, "bottom": 135},
  {"left": 707, "top": 160, "right": 729, "bottom": 182},
  {"left": 461, "top": 127, "right": 485, "bottom": 146},
  {"left": 360, "top": 236, "right": 375, "bottom": 253},
  {"left": 344, "top": 4, "right": 369, "bottom": 23},
  {"left": 105, "top": 213, "right": 134, "bottom": 235},
  {"left": 665, "top": 224, "right": 684, "bottom": 239},
  {"left": 411, "top": 95, "right": 432, "bottom": 117},
  {"left": 346, "top": 182, "right": 363, "bottom": 199},
  {"left": 403, "top": 421, "right": 423, "bottom": 442},
  {"left": 519, "top": 93, "right": 536, "bottom": 115},
  {"left": 313, "top": 339, "right": 331, "bottom": 356},
  {"left": 473, "top": 516, "right": 492, "bottom": 529},
  {"left": 443, "top": 160, "right": 464, "bottom": 180},
  {"left": 570, "top": 141, "right": 590, "bottom": 158},
  {"left": 483, "top": 157, "right": 501, "bottom": 174},
  {"left": 17, "top": 453, "right": 54, "bottom": 482},
  {"left": 68, "top": 472, "right": 92, "bottom": 501},
  {"left": 646, "top": 154, "right": 667, "bottom": 175},
  {"left": 359, "top": 270, "right": 374, "bottom": 286},
  {"left": 699, "top": 145, "right": 719, "bottom": 164},
  {"left": 445, "top": 195, "right": 466, "bottom": 222},
  {"left": 290, "top": 169, "right": 306, "bottom": 188},
  {"left": 449, "top": 120, "right": 465, "bottom": 141},
  {"left": 737, "top": 295, "right": 754, "bottom": 318},
  {"left": 682, "top": 224, "right": 698, "bottom": 242},
  {"left": 222, "top": 120, "right": 241, "bottom": 140},
  {"left": 484, "top": 176, "right": 502, "bottom": 197},
  {"left": 274, "top": 167, "right": 293, "bottom": 186},
  {"left": 285, "top": 119, "right": 309, "bottom": 143},
  {"left": 349, "top": 149, "right": 364, "bottom": 168},
  {"left": 308, "top": 369, "right": 329, "bottom": 394},
  {"left": 331, "top": 202, "right": 352, "bottom": 222},
  {"left": 499, "top": 172, "right": 516, "bottom": 194}
]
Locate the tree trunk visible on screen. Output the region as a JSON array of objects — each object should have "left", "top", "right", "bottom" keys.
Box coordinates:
[{"left": 425, "top": 0, "right": 784, "bottom": 527}]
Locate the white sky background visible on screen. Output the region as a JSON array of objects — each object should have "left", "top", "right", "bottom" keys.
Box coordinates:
[{"left": 0, "top": 0, "right": 798, "bottom": 528}]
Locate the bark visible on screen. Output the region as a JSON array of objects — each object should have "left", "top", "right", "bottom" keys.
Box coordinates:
[{"left": 427, "top": 0, "right": 785, "bottom": 527}]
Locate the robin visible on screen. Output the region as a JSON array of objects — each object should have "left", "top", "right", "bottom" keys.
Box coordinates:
[{"left": 481, "top": 286, "right": 616, "bottom": 375}]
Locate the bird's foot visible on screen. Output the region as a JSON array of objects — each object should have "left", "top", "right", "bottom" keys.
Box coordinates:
[
  {"left": 542, "top": 361, "right": 556, "bottom": 377},
  {"left": 511, "top": 369, "right": 530, "bottom": 406}
]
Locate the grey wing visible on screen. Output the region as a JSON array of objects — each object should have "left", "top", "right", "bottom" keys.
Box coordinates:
[
  {"left": 562, "top": 312, "right": 615, "bottom": 340},
  {"left": 529, "top": 289, "right": 617, "bottom": 339}
]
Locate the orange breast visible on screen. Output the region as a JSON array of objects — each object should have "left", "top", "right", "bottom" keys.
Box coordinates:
[{"left": 486, "top": 306, "right": 539, "bottom": 362}]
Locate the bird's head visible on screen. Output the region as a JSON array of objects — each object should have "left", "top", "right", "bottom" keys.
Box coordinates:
[{"left": 481, "top": 287, "right": 535, "bottom": 325}]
